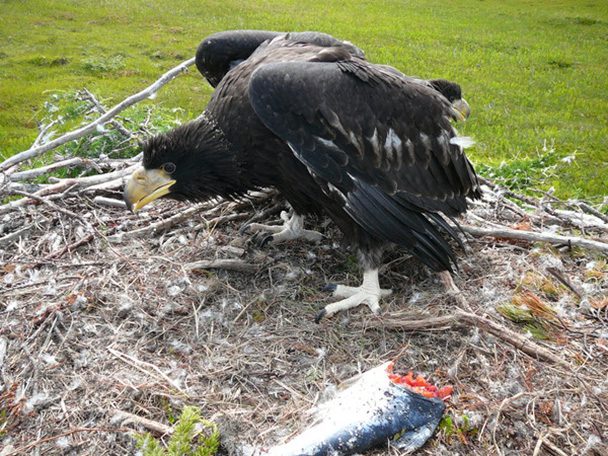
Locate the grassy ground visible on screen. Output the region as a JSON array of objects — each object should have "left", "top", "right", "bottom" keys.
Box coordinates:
[{"left": 1, "top": 0, "right": 606, "bottom": 199}]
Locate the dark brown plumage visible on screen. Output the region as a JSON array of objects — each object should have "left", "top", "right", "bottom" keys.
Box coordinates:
[{"left": 124, "top": 30, "right": 481, "bottom": 319}]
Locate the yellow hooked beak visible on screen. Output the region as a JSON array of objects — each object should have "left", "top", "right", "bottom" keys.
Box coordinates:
[
  {"left": 452, "top": 98, "right": 471, "bottom": 121},
  {"left": 123, "top": 167, "right": 176, "bottom": 212}
]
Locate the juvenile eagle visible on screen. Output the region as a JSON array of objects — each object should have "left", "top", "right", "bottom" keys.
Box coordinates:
[{"left": 124, "top": 30, "right": 481, "bottom": 321}]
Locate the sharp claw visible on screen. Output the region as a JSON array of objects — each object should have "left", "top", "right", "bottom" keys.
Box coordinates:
[
  {"left": 315, "top": 308, "right": 327, "bottom": 324},
  {"left": 239, "top": 224, "right": 251, "bottom": 235},
  {"left": 322, "top": 284, "right": 337, "bottom": 293},
  {"left": 260, "top": 235, "right": 274, "bottom": 247},
  {"left": 368, "top": 301, "right": 381, "bottom": 314}
]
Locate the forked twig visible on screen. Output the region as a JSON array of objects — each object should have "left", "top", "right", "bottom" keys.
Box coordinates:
[{"left": 107, "top": 347, "right": 189, "bottom": 396}]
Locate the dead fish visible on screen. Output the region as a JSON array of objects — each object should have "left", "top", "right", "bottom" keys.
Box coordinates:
[{"left": 258, "top": 361, "right": 450, "bottom": 455}]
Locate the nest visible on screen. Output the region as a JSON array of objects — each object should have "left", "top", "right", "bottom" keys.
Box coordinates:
[{"left": 0, "top": 61, "right": 606, "bottom": 456}]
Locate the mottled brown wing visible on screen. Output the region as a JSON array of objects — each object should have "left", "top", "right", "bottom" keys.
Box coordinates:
[{"left": 249, "top": 60, "right": 480, "bottom": 270}]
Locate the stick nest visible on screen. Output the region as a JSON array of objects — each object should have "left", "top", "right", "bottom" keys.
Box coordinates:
[{"left": 1, "top": 75, "right": 607, "bottom": 456}]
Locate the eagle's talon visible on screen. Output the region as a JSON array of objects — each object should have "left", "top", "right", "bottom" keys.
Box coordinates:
[
  {"left": 319, "top": 269, "right": 391, "bottom": 317},
  {"left": 314, "top": 308, "right": 327, "bottom": 324},
  {"left": 322, "top": 284, "right": 337, "bottom": 293},
  {"left": 260, "top": 234, "right": 274, "bottom": 247}
]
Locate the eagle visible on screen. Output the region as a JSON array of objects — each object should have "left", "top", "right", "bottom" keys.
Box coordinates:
[{"left": 124, "top": 30, "right": 481, "bottom": 321}]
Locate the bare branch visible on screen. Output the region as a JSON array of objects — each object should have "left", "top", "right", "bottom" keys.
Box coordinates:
[
  {"left": 31, "top": 119, "right": 58, "bottom": 149},
  {"left": 9, "top": 157, "right": 98, "bottom": 181},
  {"left": 10, "top": 190, "right": 92, "bottom": 227},
  {"left": 107, "top": 347, "right": 188, "bottom": 396},
  {"left": 0, "top": 57, "right": 195, "bottom": 172},
  {"left": 185, "top": 259, "right": 260, "bottom": 274},
  {"left": 362, "top": 310, "right": 570, "bottom": 367},
  {"left": 0, "top": 165, "right": 138, "bottom": 215},
  {"left": 93, "top": 196, "right": 127, "bottom": 209},
  {"left": 107, "top": 202, "right": 213, "bottom": 241},
  {"left": 575, "top": 202, "right": 608, "bottom": 224},
  {"left": 78, "top": 88, "right": 142, "bottom": 145},
  {"left": 113, "top": 410, "right": 173, "bottom": 435},
  {"left": 460, "top": 224, "right": 608, "bottom": 253}
]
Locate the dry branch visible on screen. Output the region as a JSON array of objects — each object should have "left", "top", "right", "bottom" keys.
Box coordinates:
[
  {"left": 0, "top": 57, "right": 195, "bottom": 173},
  {"left": 185, "top": 258, "right": 261, "bottom": 274},
  {"left": 362, "top": 311, "right": 570, "bottom": 367},
  {"left": 9, "top": 157, "right": 97, "bottom": 182},
  {"left": 93, "top": 196, "right": 127, "bottom": 208},
  {"left": 107, "top": 203, "right": 213, "bottom": 241},
  {"left": 0, "top": 226, "right": 31, "bottom": 245},
  {"left": 577, "top": 202, "right": 608, "bottom": 224},
  {"left": 44, "top": 233, "right": 95, "bottom": 260},
  {"left": 113, "top": 410, "right": 173, "bottom": 435},
  {"left": 78, "top": 88, "right": 142, "bottom": 145},
  {"left": 9, "top": 190, "right": 92, "bottom": 227},
  {"left": 0, "top": 165, "right": 138, "bottom": 215},
  {"left": 460, "top": 224, "right": 608, "bottom": 253},
  {"left": 8, "top": 155, "right": 139, "bottom": 183}
]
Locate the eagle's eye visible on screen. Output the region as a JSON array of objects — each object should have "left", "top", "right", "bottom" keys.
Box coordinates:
[{"left": 163, "top": 162, "right": 176, "bottom": 174}]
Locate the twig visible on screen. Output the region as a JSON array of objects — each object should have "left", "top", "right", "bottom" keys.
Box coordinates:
[
  {"left": 479, "top": 176, "right": 538, "bottom": 208},
  {"left": 78, "top": 88, "right": 143, "bottom": 146},
  {"left": 107, "top": 347, "right": 189, "bottom": 396},
  {"left": 109, "top": 191, "right": 276, "bottom": 240},
  {"left": 545, "top": 267, "right": 584, "bottom": 300},
  {"left": 493, "top": 391, "right": 533, "bottom": 456},
  {"left": 460, "top": 224, "right": 608, "bottom": 253},
  {"left": 533, "top": 432, "right": 570, "bottom": 456},
  {"left": 107, "top": 202, "right": 212, "bottom": 240},
  {"left": 10, "top": 190, "right": 92, "bottom": 227},
  {"left": 31, "top": 119, "right": 58, "bottom": 149},
  {"left": 459, "top": 312, "right": 569, "bottom": 366},
  {"left": 185, "top": 258, "right": 260, "bottom": 274},
  {"left": 361, "top": 311, "right": 570, "bottom": 367},
  {"left": 9, "top": 155, "right": 137, "bottom": 182},
  {"left": 44, "top": 233, "right": 95, "bottom": 260},
  {"left": 0, "top": 337, "right": 7, "bottom": 370},
  {"left": 0, "top": 57, "right": 195, "bottom": 172},
  {"left": 0, "top": 165, "right": 138, "bottom": 214},
  {"left": 577, "top": 202, "right": 608, "bottom": 224},
  {"left": 0, "top": 226, "right": 31, "bottom": 245},
  {"left": 113, "top": 410, "right": 173, "bottom": 435},
  {"left": 479, "top": 176, "right": 607, "bottom": 231},
  {"left": 93, "top": 196, "right": 127, "bottom": 208},
  {"left": 2, "top": 427, "right": 133, "bottom": 456},
  {"left": 9, "top": 157, "right": 95, "bottom": 181}
]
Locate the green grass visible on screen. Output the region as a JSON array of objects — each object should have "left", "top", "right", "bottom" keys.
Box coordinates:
[
  {"left": 1, "top": 0, "right": 606, "bottom": 199},
  {"left": 136, "top": 406, "right": 219, "bottom": 456}
]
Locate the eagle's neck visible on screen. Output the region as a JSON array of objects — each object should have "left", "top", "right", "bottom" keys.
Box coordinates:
[{"left": 166, "top": 113, "right": 253, "bottom": 201}]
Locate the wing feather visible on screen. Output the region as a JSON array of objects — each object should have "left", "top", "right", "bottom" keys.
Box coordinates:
[{"left": 249, "top": 59, "right": 479, "bottom": 270}]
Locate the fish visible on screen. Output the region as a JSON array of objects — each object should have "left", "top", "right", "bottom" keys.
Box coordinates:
[{"left": 255, "top": 361, "right": 451, "bottom": 456}]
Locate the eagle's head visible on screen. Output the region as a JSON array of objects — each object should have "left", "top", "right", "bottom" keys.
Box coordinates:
[
  {"left": 428, "top": 78, "right": 471, "bottom": 121},
  {"left": 123, "top": 115, "right": 243, "bottom": 212}
]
